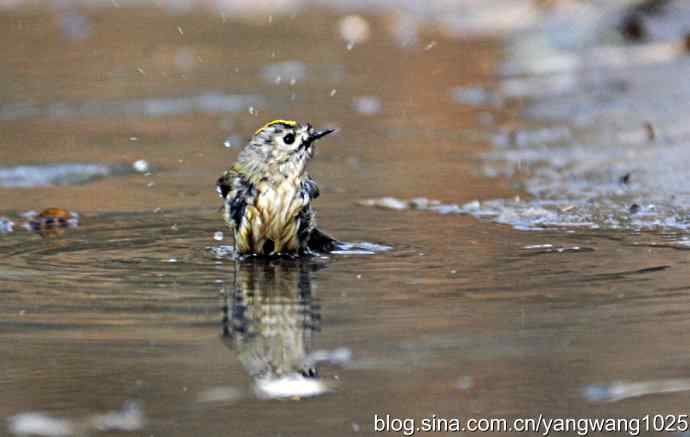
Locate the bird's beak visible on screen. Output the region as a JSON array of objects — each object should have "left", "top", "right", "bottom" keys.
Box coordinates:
[{"left": 308, "top": 128, "right": 336, "bottom": 142}]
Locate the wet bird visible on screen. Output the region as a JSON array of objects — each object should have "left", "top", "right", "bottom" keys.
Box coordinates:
[{"left": 216, "top": 120, "right": 338, "bottom": 256}]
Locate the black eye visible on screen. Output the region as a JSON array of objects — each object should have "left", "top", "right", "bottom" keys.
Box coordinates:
[{"left": 283, "top": 133, "right": 295, "bottom": 145}]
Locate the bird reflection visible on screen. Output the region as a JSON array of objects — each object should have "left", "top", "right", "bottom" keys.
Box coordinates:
[
  {"left": 221, "top": 258, "right": 326, "bottom": 398},
  {"left": 28, "top": 208, "right": 79, "bottom": 238}
]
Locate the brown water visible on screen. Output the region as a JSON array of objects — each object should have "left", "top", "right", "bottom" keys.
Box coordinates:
[{"left": 2, "top": 3, "right": 690, "bottom": 437}]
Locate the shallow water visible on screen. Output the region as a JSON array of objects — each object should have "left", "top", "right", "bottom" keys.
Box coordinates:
[{"left": 2, "top": 2, "right": 690, "bottom": 437}]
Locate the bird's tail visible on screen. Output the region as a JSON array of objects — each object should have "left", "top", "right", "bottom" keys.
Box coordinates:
[{"left": 308, "top": 228, "right": 340, "bottom": 253}]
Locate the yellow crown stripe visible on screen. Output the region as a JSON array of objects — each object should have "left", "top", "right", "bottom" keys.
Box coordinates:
[{"left": 255, "top": 119, "right": 297, "bottom": 134}]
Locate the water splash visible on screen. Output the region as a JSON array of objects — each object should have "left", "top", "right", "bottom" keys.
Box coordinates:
[
  {"left": 331, "top": 241, "right": 392, "bottom": 255},
  {"left": 254, "top": 374, "right": 333, "bottom": 400}
]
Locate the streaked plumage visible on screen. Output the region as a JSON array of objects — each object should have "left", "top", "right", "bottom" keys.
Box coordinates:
[{"left": 217, "top": 120, "right": 337, "bottom": 256}]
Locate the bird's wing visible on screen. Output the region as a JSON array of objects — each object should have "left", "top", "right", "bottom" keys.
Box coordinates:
[
  {"left": 301, "top": 175, "right": 320, "bottom": 200},
  {"left": 216, "top": 168, "right": 255, "bottom": 230},
  {"left": 308, "top": 228, "right": 339, "bottom": 253},
  {"left": 216, "top": 169, "right": 234, "bottom": 200}
]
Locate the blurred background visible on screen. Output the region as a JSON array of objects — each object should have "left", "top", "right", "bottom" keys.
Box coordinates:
[{"left": 3, "top": 0, "right": 690, "bottom": 436}]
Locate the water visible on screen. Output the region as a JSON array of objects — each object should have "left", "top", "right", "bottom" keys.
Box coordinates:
[
  {"left": 461, "top": 0, "right": 690, "bottom": 233},
  {"left": 2, "top": 2, "right": 690, "bottom": 437}
]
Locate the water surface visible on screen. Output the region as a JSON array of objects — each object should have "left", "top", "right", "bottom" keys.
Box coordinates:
[{"left": 2, "top": 2, "right": 690, "bottom": 437}]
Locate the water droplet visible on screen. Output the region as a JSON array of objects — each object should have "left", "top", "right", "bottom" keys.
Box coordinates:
[
  {"left": 132, "top": 160, "right": 149, "bottom": 173},
  {"left": 424, "top": 40, "right": 437, "bottom": 50},
  {"left": 352, "top": 96, "right": 382, "bottom": 115},
  {"left": 338, "top": 15, "right": 370, "bottom": 46}
]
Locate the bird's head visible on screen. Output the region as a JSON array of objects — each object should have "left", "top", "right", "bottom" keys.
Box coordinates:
[{"left": 236, "top": 120, "right": 335, "bottom": 181}]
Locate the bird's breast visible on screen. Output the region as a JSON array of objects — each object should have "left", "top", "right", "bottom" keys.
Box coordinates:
[{"left": 253, "top": 179, "right": 304, "bottom": 236}]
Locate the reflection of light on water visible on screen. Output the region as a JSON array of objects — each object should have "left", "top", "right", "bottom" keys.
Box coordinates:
[
  {"left": 0, "top": 163, "right": 116, "bottom": 188},
  {"left": 359, "top": 196, "right": 690, "bottom": 232},
  {"left": 260, "top": 61, "right": 306, "bottom": 84},
  {"left": 305, "top": 347, "right": 352, "bottom": 367},
  {"left": 0, "top": 1, "right": 544, "bottom": 39},
  {"left": 455, "top": 1, "right": 690, "bottom": 233},
  {"left": 259, "top": 61, "right": 344, "bottom": 86},
  {"left": 209, "top": 242, "right": 390, "bottom": 258},
  {"left": 8, "top": 413, "right": 74, "bottom": 437},
  {"left": 0, "top": 93, "right": 263, "bottom": 121},
  {"left": 0, "top": 218, "right": 14, "bottom": 233},
  {"left": 196, "top": 386, "right": 243, "bottom": 403},
  {"left": 8, "top": 401, "right": 144, "bottom": 437},
  {"left": 352, "top": 96, "right": 382, "bottom": 115},
  {"left": 59, "top": 11, "right": 90, "bottom": 41},
  {"left": 584, "top": 379, "right": 690, "bottom": 403},
  {"left": 331, "top": 241, "right": 392, "bottom": 255}
]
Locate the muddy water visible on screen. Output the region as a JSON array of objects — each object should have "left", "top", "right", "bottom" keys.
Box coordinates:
[{"left": 1, "top": 3, "right": 690, "bottom": 437}]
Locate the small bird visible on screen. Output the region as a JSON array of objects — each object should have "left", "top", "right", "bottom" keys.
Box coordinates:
[{"left": 216, "top": 120, "right": 338, "bottom": 256}]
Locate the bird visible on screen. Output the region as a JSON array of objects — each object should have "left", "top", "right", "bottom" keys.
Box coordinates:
[{"left": 216, "top": 120, "right": 338, "bottom": 256}]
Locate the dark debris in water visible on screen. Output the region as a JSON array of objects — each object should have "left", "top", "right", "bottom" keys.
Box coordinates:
[{"left": 1, "top": 208, "right": 79, "bottom": 235}]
